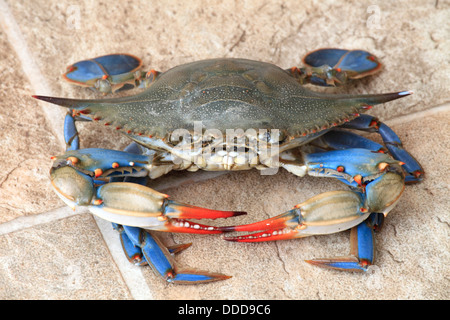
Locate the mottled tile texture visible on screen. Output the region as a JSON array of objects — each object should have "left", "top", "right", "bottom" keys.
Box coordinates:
[{"left": 0, "top": 0, "right": 448, "bottom": 299}]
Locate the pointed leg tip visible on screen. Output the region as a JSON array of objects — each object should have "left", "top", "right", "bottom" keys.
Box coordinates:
[
  {"left": 305, "top": 257, "right": 369, "bottom": 272},
  {"left": 167, "top": 242, "right": 193, "bottom": 254},
  {"left": 170, "top": 270, "right": 232, "bottom": 284},
  {"left": 399, "top": 90, "right": 413, "bottom": 96}
]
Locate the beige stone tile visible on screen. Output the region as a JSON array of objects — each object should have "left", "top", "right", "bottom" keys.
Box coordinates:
[
  {"left": 140, "top": 110, "right": 449, "bottom": 299},
  {"left": 1, "top": 0, "right": 448, "bottom": 300},
  {"left": 7, "top": 0, "right": 450, "bottom": 124},
  {"left": 0, "top": 26, "right": 62, "bottom": 223},
  {"left": 0, "top": 213, "right": 131, "bottom": 299}
]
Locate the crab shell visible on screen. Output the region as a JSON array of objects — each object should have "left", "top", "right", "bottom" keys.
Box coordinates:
[{"left": 37, "top": 58, "right": 406, "bottom": 171}]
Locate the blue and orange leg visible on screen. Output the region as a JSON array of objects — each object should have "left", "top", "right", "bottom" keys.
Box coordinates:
[
  {"left": 339, "top": 114, "right": 424, "bottom": 183},
  {"left": 306, "top": 213, "right": 384, "bottom": 271},
  {"left": 113, "top": 222, "right": 231, "bottom": 283},
  {"left": 289, "top": 48, "right": 382, "bottom": 86}
]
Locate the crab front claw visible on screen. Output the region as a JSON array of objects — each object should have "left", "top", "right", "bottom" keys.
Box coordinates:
[
  {"left": 223, "top": 163, "right": 405, "bottom": 272},
  {"left": 222, "top": 190, "right": 369, "bottom": 242},
  {"left": 50, "top": 164, "right": 245, "bottom": 234}
]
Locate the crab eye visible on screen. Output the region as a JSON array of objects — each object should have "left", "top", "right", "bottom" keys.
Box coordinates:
[{"left": 258, "top": 130, "right": 285, "bottom": 144}]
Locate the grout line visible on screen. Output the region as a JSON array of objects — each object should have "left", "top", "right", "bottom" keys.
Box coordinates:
[
  {"left": 386, "top": 102, "right": 450, "bottom": 126},
  {"left": 94, "top": 217, "right": 154, "bottom": 300},
  {"left": 0, "top": 0, "right": 151, "bottom": 300},
  {"left": 0, "top": 0, "right": 65, "bottom": 148},
  {"left": 0, "top": 206, "right": 78, "bottom": 236}
]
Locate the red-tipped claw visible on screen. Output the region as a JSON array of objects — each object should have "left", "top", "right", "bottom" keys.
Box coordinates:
[
  {"left": 164, "top": 219, "right": 227, "bottom": 234},
  {"left": 165, "top": 200, "right": 246, "bottom": 220},
  {"left": 222, "top": 191, "right": 370, "bottom": 243},
  {"left": 161, "top": 200, "right": 246, "bottom": 234},
  {"left": 222, "top": 209, "right": 304, "bottom": 242}
]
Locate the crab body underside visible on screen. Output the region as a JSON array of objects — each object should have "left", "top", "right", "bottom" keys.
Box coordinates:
[{"left": 34, "top": 48, "right": 423, "bottom": 284}]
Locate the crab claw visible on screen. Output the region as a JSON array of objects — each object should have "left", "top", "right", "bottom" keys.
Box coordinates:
[
  {"left": 51, "top": 164, "right": 243, "bottom": 234},
  {"left": 88, "top": 182, "right": 245, "bottom": 234},
  {"left": 223, "top": 190, "right": 369, "bottom": 242}
]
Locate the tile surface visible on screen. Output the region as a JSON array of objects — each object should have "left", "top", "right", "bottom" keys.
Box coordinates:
[{"left": 0, "top": 0, "right": 448, "bottom": 300}]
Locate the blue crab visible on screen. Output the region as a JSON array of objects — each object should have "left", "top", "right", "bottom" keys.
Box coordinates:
[{"left": 34, "top": 48, "right": 423, "bottom": 284}]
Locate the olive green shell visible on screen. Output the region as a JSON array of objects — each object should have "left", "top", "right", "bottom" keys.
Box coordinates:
[{"left": 41, "top": 58, "right": 405, "bottom": 142}]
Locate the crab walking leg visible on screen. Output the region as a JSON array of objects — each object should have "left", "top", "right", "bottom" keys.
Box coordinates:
[
  {"left": 60, "top": 53, "right": 160, "bottom": 94},
  {"left": 113, "top": 224, "right": 231, "bottom": 283},
  {"left": 306, "top": 212, "right": 384, "bottom": 271},
  {"left": 288, "top": 49, "right": 382, "bottom": 87},
  {"left": 340, "top": 114, "right": 424, "bottom": 183},
  {"left": 63, "top": 112, "right": 79, "bottom": 151},
  {"left": 315, "top": 130, "right": 388, "bottom": 153}
]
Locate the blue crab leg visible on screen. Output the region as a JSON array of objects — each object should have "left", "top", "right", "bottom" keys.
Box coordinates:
[
  {"left": 340, "top": 114, "right": 424, "bottom": 183},
  {"left": 61, "top": 54, "right": 160, "bottom": 94},
  {"left": 64, "top": 112, "right": 79, "bottom": 151},
  {"left": 289, "top": 49, "right": 382, "bottom": 86},
  {"left": 114, "top": 224, "right": 230, "bottom": 283},
  {"left": 306, "top": 213, "right": 384, "bottom": 271},
  {"left": 105, "top": 144, "right": 230, "bottom": 283},
  {"left": 315, "top": 130, "right": 387, "bottom": 153}
]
